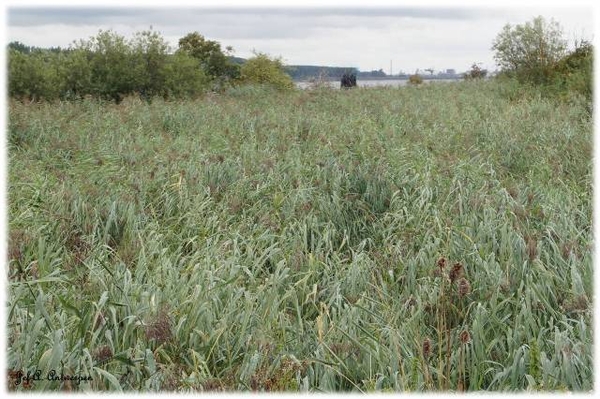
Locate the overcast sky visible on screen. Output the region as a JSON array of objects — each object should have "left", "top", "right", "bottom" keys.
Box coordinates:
[{"left": 4, "top": 1, "right": 597, "bottom": 74}]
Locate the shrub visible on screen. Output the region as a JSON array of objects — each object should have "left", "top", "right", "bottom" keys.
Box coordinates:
[
  {"left": 8, "top": 49, "right": 63, "bottom": 101},
  {"left": 553, "top": 40, "right": 593, "bottom": 102},
  {"left": 177, "top": 32, "right": 240, "bottom": 90},
  {"left": 492, "top": 16, "right": 567, "bottom": 85},
  {"left": 408, "top": 74, "right": 423, "bottom": 85},
  {"left": 129, "top": 29, "right": 172, "bottom": 99},
  {"left": 163, "top": 53, "right": 210, "bottom": 99},
  {"left": 464, "top": 63, "right": 488, "bottom": 80},
  {"left": 240, "top": 52, "right": 295, "bottom": 91}
]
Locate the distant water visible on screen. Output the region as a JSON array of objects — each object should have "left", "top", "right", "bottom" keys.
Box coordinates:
[{"left": 295, "top": 79, "right": 460, "bottom": 89}]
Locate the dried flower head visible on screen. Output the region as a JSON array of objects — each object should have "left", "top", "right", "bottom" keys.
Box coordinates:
[
  {"left": 437, "top": 257, "right": 447, "bottom": 271},
  {"left": 449, "top": 262, "right": 464, "bottom": 283},
  {"left": 422, "top": 337, "right": 432, "bottom": 358},
  {"left": 21, "top": 378, "right": 33, "bottom": 390},
  {"left": 458, "top": 278, "right": 471, "bottom": 297},
  {"left": 8, "top": 369, "right": 21, "bottom": 391},
  {"left": 459, "top": 329, "right": 471, "bottom": 345},
  {"left": 526, "top": 236, "right": 538, "bottom": 261},
  {"left": 93, "top": 312, "right": 106, "bottom": 331},
  {"left": 145, "top": 311, "right": 173, "bottom": 345},
  {"left": 203, "top": 378, "right": 226, "bottom": 392},
  {"left": 93, "top": 345, "right": 113, "bottom": 364}
]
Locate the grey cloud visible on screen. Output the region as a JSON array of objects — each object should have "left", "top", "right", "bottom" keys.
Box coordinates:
[
  {"left": 8, "top": 7, "right": 146, "bottom": 26},
  {"left": 8, "top": 6, "right": 497, "bottom": 28},
  {"left": 7, "top": 6, "right": 515, "bottom": 52}
]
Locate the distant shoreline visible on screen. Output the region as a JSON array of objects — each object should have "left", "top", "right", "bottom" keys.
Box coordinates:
[{"left": 293, "top": 75, "right": 464, "bottom": 82}]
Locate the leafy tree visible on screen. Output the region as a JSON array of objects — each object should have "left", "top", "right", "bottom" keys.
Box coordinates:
[
  {"left": 8, "top": 49, "right": 63, "bottom": 101},
  {"left": 553, "top": 40, "right": 593, "bottom": 102},
  {"left": 163, "top": 52, "right": 210, "bottom": 99},
  {"left": 239, "top": 52, "right": 294, "bottom": 91},
  {"left": 60, "top": 49, "right": 93, "bottom": 99},
  {"left": 492, "top": 16, "right": 567, "bottom": 85},
  {"left": 8, "top": 41, "right": 32, "bottom": 54},
  {"left": 178, "top": 32, "right": 240, "bottom": 87},
  {"left": 74, "top": 30, "right": 137, "bottom": 102},
  {"left": 130, "top": 29, "right": 171, "bottom": 99}
]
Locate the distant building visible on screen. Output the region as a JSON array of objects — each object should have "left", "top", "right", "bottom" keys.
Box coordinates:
[{"left": 446, "top": 69, "right": 456, "bottom": 75}]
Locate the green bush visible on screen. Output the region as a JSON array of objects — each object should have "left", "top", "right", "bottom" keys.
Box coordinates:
[
  {"left": 492, "top": 16, "right": 567, "bottom": 86},
  {"left": 553, "top": 40, "right": 593, "bottom": 102},
  {"left": 129, "top": 30, "right": 172, "bottom": 99},
  {"left": 8, "top": 49, "right": 63, "bottom": 101},
  {"left": 492, "top": 17, "right": 593, "bottom": 105},
  {"left": 177, "top": 32, "right": 240, "bottom": 90},
  {"left": 408, "top": 74, "right": 423, "bottom": 85},
  {"left": 163, "top": 53, "right": 210, "bottom": 99},
  {"left": 60, "top": 49, "right": 93, "bottom": 100},
  {"left": 239, "top": 52, "right": 294, "bottom": 91},
  {"left": 7, "top": 29, "right": 227, "bottom": 102}
]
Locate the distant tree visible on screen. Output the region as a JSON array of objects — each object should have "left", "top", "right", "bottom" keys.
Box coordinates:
[
  {"left": 60, "top": 48, "right": 93, "bottom": 99},
  {"left": 340, "top": 72, "right": 357, "bottom": 88},
  {"left": 178, "top": 32, "right": 240, "bottom": 87},
  {"left": 464, "top": 63, "right": 488, "bottom": 80},
  {"left": 239, "top": 52, "right": 294, "bottom": 91},
  {"left": 8, "top": 49, "right": 63, "bottom": 101},
  {"left": 163, "top": 52, "right": 210, "bottom": 99},
  {"left": 8, "top": 41, "right": 32, "bottom": 54},
  {"left": 492, "top": 16, "right": 567, "bottom": 85},
  {"left": 130, "top": 29, "right": 171, "bottom": 99},
  {"left": 553, "top": 40, "right": 593, "bottom": 103},
  {"left": 408, "top": 74, "right": 423, "bottom": 85},
  {"left": 74, "top": 30, "right": 137, "bottom": 102}
]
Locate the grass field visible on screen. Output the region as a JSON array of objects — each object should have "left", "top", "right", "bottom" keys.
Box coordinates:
[{"left": 7, "top": 81, "right": 593, "bottom": 392}]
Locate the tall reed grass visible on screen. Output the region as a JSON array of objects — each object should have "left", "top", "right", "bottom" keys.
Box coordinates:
[{"left": 7, "top": 80, "right": 592, "bottom": 392}]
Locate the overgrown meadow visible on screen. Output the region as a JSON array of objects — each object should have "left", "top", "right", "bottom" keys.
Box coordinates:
[{"left": 7, "top": 81, "right": 592, "bottom": 392}]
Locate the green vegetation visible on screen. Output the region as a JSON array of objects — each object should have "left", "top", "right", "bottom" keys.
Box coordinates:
[
  {"left": 464, "top": 63, "right": 488, "bottom": 80},
  {"left": 177, "top": 31, "right": 240, "bottom": 89},
  {"left": 492, "top": 16, "right": 593, "bottom": 106},
  {"left": 408, "top": 74, "right": 423, "bottom": 85},
  {"left": 492, "top": 16, "right": 567, "bottom": 85},
  {"left": 239, "top": 52, "right": 294, "bottom": 91},
  {"left": 8, "top": 16, "right": 592, "bottom": 104},
  {"left": 8, "top": 29, "right": 239, "bottom": 102},
  {"left": 6, "top": 14, "right": 594, "bottom": 392},
  {"left": 7, "top": 79, "right": 592, "bottom": 392}
]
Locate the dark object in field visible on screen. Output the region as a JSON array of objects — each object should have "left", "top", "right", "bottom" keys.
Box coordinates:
[{"left": 340, "top": 73, "right": 357, "bottom": 88}]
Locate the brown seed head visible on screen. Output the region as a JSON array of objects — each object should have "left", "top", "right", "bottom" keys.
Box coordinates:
[
  {"left": 526, "top": 236, "right": 538, "bottom": 261},
  {"left": 22, "top": 378, "right": 33, "bottom": 389},
  {"left": 449, "top": 262, "right": 464, "bottom": 283},
  {"left": 437, "top": 257, "right": 447, "bottom": 271},
  {"left": 145, "top": 311, "right": 173, "bottom": 345},
  {"left": 460, "top": 329, "right": 471, "bottom": 345},
  {"left": 93, "top": 345, "right": 113, "bottom": 363},
  {"left": 458, "top": 278, "right": 471, "bottom": 297},
  {"left": 423, "top": 337, "right": 432, "bottom": 358},
  {"left": 93, "top": 312, "right": 106, "bottom": 331}
]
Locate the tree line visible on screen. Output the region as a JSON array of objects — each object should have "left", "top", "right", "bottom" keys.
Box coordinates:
[
  {"left": 8, "top": 29, "right": 294, "bottom": 102},
  {"left": 7, "top": 16, "right": 593, "bottom": 104}
]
